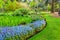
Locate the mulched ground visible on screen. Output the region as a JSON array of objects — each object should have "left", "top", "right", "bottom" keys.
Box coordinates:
[{"left": 51, "top": 12, "right": 60, "bottom": 18}]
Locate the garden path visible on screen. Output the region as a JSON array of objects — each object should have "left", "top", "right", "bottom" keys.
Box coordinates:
[{"left": 51, "top": 12, "right": 60, "bottom": 18}]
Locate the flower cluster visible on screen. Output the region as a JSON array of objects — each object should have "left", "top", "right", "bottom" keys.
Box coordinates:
[
  {"left": 0, "top": 20, "right": 46, "bottom": 40},
  {"left": 30, "top": 20, "right": 46, "bottom": 29}
]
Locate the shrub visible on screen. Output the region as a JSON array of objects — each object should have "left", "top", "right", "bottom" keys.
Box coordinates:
[
  {"left": 12, "top": 8, "right": 30, "bottom": 16},
  {"left": 18, "top": 8, "right": 29, "bottom": 14},
  {"left": 0, "top": 0, "right": 4, "bottom": 9},
  {"left": 47, "top": 4, "right": 51, "bottom": 11},
  {"left": 12, "top": 9, "right": 21, "bottom": 16},
  {"left": 29, "top": 1, "right": 37, "bottom": 7},
  {"left": 4, "top": 1, "right": 21, "bottom": 11},
  {"left": 4, "top": 0, "right": 30, "bottom": 11},
  {"left": 0, "top": 15, "right": 33, "bottom": 27}
]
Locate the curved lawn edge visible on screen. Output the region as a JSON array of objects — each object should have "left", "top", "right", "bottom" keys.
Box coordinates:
[
  {"left": 26, "top": 19, "right": 47, "bottom": 40},
  {"left": 0, "top": 19, "right": 46, "bottom": 40}
]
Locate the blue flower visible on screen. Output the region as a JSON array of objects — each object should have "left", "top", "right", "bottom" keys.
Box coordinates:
[
  {"left": 0, "top": 20, "right": 45, "bottom": 40},
  {"left": 29, "top": 20, "right": 43, "bottom": 28}
]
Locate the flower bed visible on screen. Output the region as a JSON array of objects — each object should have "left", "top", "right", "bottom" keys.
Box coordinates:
[{"left": 0, "top": 19, "right": 46, "bottom": 40}]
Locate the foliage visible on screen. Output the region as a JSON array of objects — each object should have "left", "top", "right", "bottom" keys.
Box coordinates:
[
  {"left": 29, "top": 1, "right": 37, "bottom": 7},
  {"left": 47, "top": 4, "right": 51, "bottom": 11},
  {"left": 13, "top": 8, "right": 30, "bottom": 15},
  {"left": 29, "top": 13, "right": 60, "bottom": 40},
  {"left": 0, "top": 13, "right": 44, "bottom": 27},
  {"left": 4, "top": 0, "right": 21, "bottom": 11},
  {"left": 0, "top": 19, "right": 45, "bottom": 40},
  {"left": 0, "top": 0, "right": 29, "bottom": 11},
  {"left": 0, "top": 16, "right": 33, "bottom": 27},
  {"left": 55, "top": 3, "right": 59, "bottom": 11},
  {"left": 0, "top": 0, "right": 4, "bottom": 9}
]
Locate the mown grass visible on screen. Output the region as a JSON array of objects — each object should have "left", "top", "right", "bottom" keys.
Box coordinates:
[{"left": 29, "top": 13, "right": 60, "bottom": 40}]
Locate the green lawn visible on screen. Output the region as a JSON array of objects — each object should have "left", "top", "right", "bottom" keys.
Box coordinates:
[{"left": 29, "top": 13, "right": 60, "bottom": 40}]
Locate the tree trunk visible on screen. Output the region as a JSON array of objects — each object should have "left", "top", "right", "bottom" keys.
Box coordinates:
[{"left": 51, "top": 0, "right": 55, "bottom": 13}]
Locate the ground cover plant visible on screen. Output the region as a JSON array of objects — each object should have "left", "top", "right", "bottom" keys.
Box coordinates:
[
  {"left": 0, "top": 16, "right": 46, "bottom": 40},
  {"left": 0, "top": 7, "right": 36, "bottom": 27},
  {"left": 0, "top": 15, "right": 33, "bottom": 27},
  {"left": 29, "top": 13, "right": 60, "bottom": 40}
]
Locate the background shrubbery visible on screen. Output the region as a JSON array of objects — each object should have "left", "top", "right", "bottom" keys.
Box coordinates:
[{"left": 0, "top": 0, "right": 30, "bottom": 12}]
